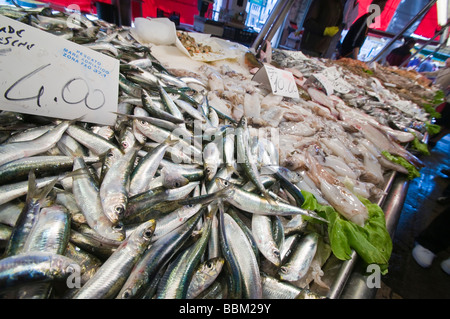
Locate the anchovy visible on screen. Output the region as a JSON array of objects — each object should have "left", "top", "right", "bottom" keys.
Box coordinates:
[
  {"left": 0, "top": 252, "right": 78, "bottom": 289},
  {"left": 0, "top": 155, "right": 99, "bottom": 186},
  {"left": 156, "top": 210, "right": 213, "bottom": 298},
  {"left": 222, "top": 211, "right": 262, "bottom": 299},
  {"left": 218, "top": 204, "right": 242, "bottom": 299},
  {"left": 141, "top": 90, "right": 184, "bottom": 124},
  {"left": 23, "top": 205, "right": 71, "bottom": 255},
  {"left": 100, "top": 147, "right": 138, "bottom": 225},
  {"left": 215, "top": 178, "right": 327, "bottom": 221},
  {"left": 72, "top": 219, "right": 156, "bottom": 299},
  {"left": 186, "top": 257, "right": 225, "bottom": 299},
  {"left": 261, "top": 273, "right": 324, "bottom": 299},
  {"left": 129, "top": 138, "right": 178, "bottom": 196},
  {"left": 155, "top": 71, "right": 188, "bottom": 88},
  {"left": 69, "top": 228, "right": 120, "bottom": 261},
  {"left": 278, "top": 232, "right": 319, "bottom": 282},
  {"left": 235, "top": 117, "right": 273, "bottom": 204},
  {"left": 0, "top": 120, "right": 71, "bottom": 167},
  {"left": 252, "top": 214, "right": 281, "bottom": 267},
  {"left": 150, "top": 203, "right": 204, "bottom": 243},
  {"left": 117, "top": 209, "right": 204, "bottom": 299},
  {"left": 3, "top": 172, "right": 57, "bottom": 257},
  {"left": 71, "top": 157, "right": 125, "bottom": 241},
  {"left": 123, "top": 182, "right": 199, "bottom": 225},
  {"left": 5, "top": 124, "right": 55, "bottom": 144},
  {"left": 65, "top": 124, "right": 123, "bottom": 168},
  {"left": 17, "top": 204, "right": 71, "bottom": 299},
  {"left": 174, "top": 99, "right": 207, "bottom": 122}
]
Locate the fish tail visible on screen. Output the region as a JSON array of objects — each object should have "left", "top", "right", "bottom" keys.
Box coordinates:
[
  {"left": 26, "top": 170, "right": 59, "bottom": 206},
  {"left": 62, "top": 167, "right": 89, "bottom": 180},
  {"left": 24, "top": 170, "right": 38, "bottom": 205},
  {"left": 163, "top": 135, "right": 181, "bottom": 147},
  {"left": 263, "top": 190, "right": 278, "bottom": 206},
  {"left": 68, "top": 115, "right": 85, "bottom": 125},
  {"left": 226, "top": 164, "right": 241, "bottom": 178}
]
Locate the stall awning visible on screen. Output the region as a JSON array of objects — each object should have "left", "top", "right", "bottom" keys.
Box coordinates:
[
  {"left": 38, "top": 0, "right": 200, "bottom": 25},
  {"left": 354, "top": 0, "right": 443, "bottom": 39},
  {"left": 141, "top": 0, "right": 199, "bottom": 25},
  {"left": 414, "top": 3, "right": 441, "bottom": 39},
  {"left": 42, "top": 0, "right": 95, "bottom": 13}
]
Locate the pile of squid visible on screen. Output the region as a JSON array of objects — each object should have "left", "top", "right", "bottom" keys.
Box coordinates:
[{"left": 0, "top": 4, "right": 429, "bottom": 299}]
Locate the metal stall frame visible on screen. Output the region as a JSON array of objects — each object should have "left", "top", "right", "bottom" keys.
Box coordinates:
[
  {"left": 369, "top": 0, "right": 438, "bottom": 64},
  {"left": 250, "top": 0, "right": 297, "bottom": 56}
]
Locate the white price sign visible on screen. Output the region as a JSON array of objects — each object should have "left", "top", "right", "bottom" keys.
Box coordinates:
[
  {"left": 253, "top": 64, "right": 299, "bottom": 99},
  {"left": 0, "top": 15, "right": 119, "bottom": 126}
]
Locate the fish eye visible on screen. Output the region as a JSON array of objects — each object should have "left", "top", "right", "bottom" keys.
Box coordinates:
[
  {"left": 113, "top": 224, "right": 123, "bottom": 231},
  {"left": 273, "top": 249, "right": 280, "bottom": 257},
  {"left": 144, "top": 229, "right": 153, "bottom": 239},
  {"left": 66, "top": 265, "right": 76, "bottom": 274},
  {"left": 122, "top": 289, "right": 132, "bottom": 299},
  {"left": 107, "top": 152, "right": 115, "bottom": 158},
  {"left": 122, "top": 142, "right": 128, "bottom": 148},
  {"left": 140, "top": 120, "right": 146, "bottom": 125},
  {"left": 174, "top": 181, "right": 180, "bottom": 188},
  {"left": 206, "top": 262, "right": 213, "bottom": 269},
  {"left": 115, "top": 205, "right": 125, "bottom": 216},
  {"left": 280, "top": 266, "right": 288, "bottom": 274}
]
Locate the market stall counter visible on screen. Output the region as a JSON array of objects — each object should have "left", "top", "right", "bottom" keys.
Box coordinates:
[{"left": 0, "top": 6, "right": 436, "bottom": 300}]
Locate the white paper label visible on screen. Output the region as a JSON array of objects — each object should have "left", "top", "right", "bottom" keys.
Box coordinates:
[
  {"left": 253, "top": 64, "right": 299, "bottom": 99},
  {"left": 0, "top": 15, "right": 119, "bottom": 126}
]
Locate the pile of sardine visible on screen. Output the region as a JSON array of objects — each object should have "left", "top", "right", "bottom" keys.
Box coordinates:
[{"left": 0, "top": 5, "right": 428, "bottom": 299}]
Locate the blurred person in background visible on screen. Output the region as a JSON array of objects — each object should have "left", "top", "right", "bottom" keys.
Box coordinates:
[
  {"left": 300, "top": 0, "right": 344, "bottom": 58},
  {"left": 385, "top": 37, "right": 416, "bottom": 67},
  {"left": 338, "top": 0, "right": 388, "bottom": 59},
  {"left": 408, "top": 56, "right": 421, "bottom": 69},
  {"left": 417, "top": 56, "right": 434, "bottom": 72}
]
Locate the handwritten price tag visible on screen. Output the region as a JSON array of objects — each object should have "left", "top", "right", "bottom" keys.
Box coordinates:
[
  {"left": 252, "top": 64, "right": 299, "bottom": 99},
  {"left": 0, "top": 15, "right": 119, "bottom": 126}
]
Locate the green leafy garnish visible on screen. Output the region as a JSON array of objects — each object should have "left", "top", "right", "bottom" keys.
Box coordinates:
[
  {"left": 411, "top": 136, "right": 430, "bottom": 155},
  {"left": 425, "top": 122, "right": 442, "bottom": 136},
  {"left": 431, "top": 90, "right": 445, "bottom": 105},
  {"left": 301, "top": 191, "right": 392, "bottom": 274},
  {"left": 381, "top": 151, "right": 421, "bottom": 180},
  {"left": 423, "top": 90, "right": 444, "bottom": 118},
  {"left": 423, "top": 104, "right": 442, "bottom": 119}
]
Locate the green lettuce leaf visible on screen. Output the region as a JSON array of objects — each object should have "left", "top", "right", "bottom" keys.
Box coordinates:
[
  {"left": 411, "top": 136, "right": 430, "bottom": 156},
  {"left": 423, "top": 104, "right": 442, "bottom": 119},
  {"left": 301, "top": 191, "right": 392, "bottom": 274},
  {"left": 425, "top": 122, "right": 441, "bottom": 136},
  {"left": 423, "top": 90, "right": 445, "bottom": 119},
  {"left": 381, "top": 151, "right": 421, "bottom": 180},
  {"left": 431, "top": 90, "right": 445, "bottom": 105}
]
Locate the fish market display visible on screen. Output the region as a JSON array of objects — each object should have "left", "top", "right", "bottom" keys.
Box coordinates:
[{"left": 0, "top": 4, "right": 436, "bottom": 299}]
